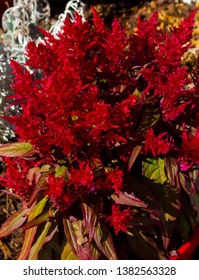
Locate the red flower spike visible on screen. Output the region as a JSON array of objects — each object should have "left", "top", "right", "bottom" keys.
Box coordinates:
[
  {"left": 0, "top": 158, "right": 35, "bottom": 201},
  {"left": 107, "top": 204, "right": 132, "bottom": 235},
  {"left": 155, "top": 10, "right": 196, "bottom": 73},
  {"left": 104, "top": 16, "right": 128, "bottom": 75},
  {"left": 143, "top": 128, "right": 172, "bottom": 157},
  {"left": 91, "top": 6, "right": 106, "bottom": 34},
  {"left": 179, "top": 129, "right": 199, "bottom": 170},
  {"left": 136, "top": 12, "right": 159, "bottom": 45},
  {"left": 46, "top": 175, "right": 76, "bottom": 212},
  {"left": 69, "top": 162, "right": 95, "bottom": 192},
  {"left": 103, "top": 168, "right": 124, "bottom": 196}
]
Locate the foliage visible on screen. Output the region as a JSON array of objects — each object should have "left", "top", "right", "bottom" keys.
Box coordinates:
[{"left": 0, "top": 8, "right": 199, "bottom": 260}]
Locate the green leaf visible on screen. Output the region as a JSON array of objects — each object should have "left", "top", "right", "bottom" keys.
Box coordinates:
[
  {"left": 63, "top": 218, "right": 79, "bottom": 256},
  {"left": 178, "top": 171, "right": 199, "bottom": 223},
  {"left": 27, "top": 203, "right": 58, "bottom": 260},
  {"left": 164, "top": 157, "right": 178, "bottom": 186},
  {"left": 36, "top": 172, "right": 51, "bottom": 189},
  {"left": 138, "top": 102, "right": 160, "bottom": 132},
  {"left": 61, "top": 242, "right": 79, "bottom": 260},
  {"left": 81, "top": 204, "right": 117, "bottom": 260},
  {"left": 178, "top": 172, "right": 192, "bottom": 195},
  {"left": 0, "top": 208, "right": 29, "bottom": 238},
  {"left": 133, "top": 88, "right": 141, "bottom": 98},
  {"left": 34, "top": 225, "right": 59, "bottom": 260},
  {"left": 17, "top": 227, "right": 37, "bottom": 260},
  {"left": 21, "top": 211, "right": 50, "bottom": 231},
  {"left": 43, "top": 225, "right": 58, "bottom": 244},
  {"left": 111, "top": 191, "right": 147, "bottom": 208},
  {"left": 63, "top": 218, "right": 93, "bottom": 260},
  {"left": 81, "top": 203, "right": 98, "bottom": 240},
  {"left": 91, "top": 246, "right": 101, "bottom": 260},
  {"left": 188, "top": 169, "right": 198, "bottom": 190},
  {"left": 81, "top": 203, "right": 101, "bottom": 260},
  {"left": 142, "top": 157, "right": 181, "bottom": 250},
  {"left": 37, "top": 230, "right": 61, "bottom": 260},
  {"left": 93, "top": 219, "right": 118, "bottom": 260},
  {"left": 17, "top": 196, "right": 48, "bottom": 260},
  {"left": 28, "top": 196, "right": 48, "bottom": 221},
  {"left": 71, "top": 115, "right": 78, "bottom": 121},
  {"left": 27, "top": 187, "right": 48, "bottom": 208},
  {"left": 55, "top": 165, "right": 67, "bottom": 177},
  {"left": 0, "top": 142, "right": 35, "bottom": 158},
  {"left": 143, "top": 157, "right": 168, "bottom": 185},
  {"left": 28, "top": 221, "right": 52, "bottom": 260},
  {"left": 40, "top": 165, "right": 51, "bottom": 172}
]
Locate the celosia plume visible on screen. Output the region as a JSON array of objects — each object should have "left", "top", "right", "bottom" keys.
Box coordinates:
[{"left": 0, "top": 9, "right": 198, "bottom": 243}]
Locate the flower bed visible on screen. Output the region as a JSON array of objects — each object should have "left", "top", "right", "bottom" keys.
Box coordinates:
[{"left": 0, "top": 0, "right": 199, "bottom": 260}]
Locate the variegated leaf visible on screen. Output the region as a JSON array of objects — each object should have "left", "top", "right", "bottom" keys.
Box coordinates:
[
  {"left": 0, "top": 142, "right": 35, "bottom": 157},
  {"left": 0, "top": 208, "right": 29, "bottom": 238}
]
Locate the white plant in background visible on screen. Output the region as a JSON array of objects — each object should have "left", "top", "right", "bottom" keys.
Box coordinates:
[
  {"left": 0, "top": 46, "right": 16, "bottom": 142},
  {"left": 1, "top": 0, "right": 51, "bottom": 63},
  {"left": 49, "top": 0, "right": 85, "bottom": 36}
]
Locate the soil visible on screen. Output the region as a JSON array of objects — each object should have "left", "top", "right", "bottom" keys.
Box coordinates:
[{"left": 0, "top": 193, "right": 23, "bottom": 259}]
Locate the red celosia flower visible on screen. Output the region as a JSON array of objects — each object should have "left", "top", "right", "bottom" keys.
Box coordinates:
[
  {"left": 69, "top": 161, "right": 95, "bottom": 193},
  {"left": 131, "top": 12, "right": 158, "bottom": 66},
  {"left": 82, "top": 101, "right": 116, "bottom": 142},
  {"left": 8, "top": 12, "right": 132, "bottom": 158},
  {"left": 107, "top": 204, "right": 132, "bottom": 235},
  {"left": 155, "top": 10, "right": 196, "bottom": 73},
  {"left": 158, "top": 67, "right": 191, "bottom": 121},
  {"left": 103, "top": 16, "right": 128, "bottom": 75},
  {"left": 114, "top": 94, "right": 137, "bottom": 124},
  {"left": 1, "top": 8, "right": 198, "bottom": 216},
  {"left": 0, "top": 158, "right": 35, "bottom": 200},
  {"left": 103, "top": 168, "right": 124, "bottom": 196},
  {"left": 143, "top": 128, "right": 171, "bottom": 157},
  {"left": 179, "top": 129, "right": 199, "bottom": 170},
  {"left": 47, "top": 175, "right": 76, "bottom": 211}
]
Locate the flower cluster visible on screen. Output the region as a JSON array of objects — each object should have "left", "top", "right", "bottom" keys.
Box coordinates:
[
  {"left": 143, "top": 128, "right": 171, "bottom": 157},
  {"left": 0, "top": 157, "right": 36, "bottom": 200},
  {"left": 107, "top": 204, "right": 133, "bottom": 235},
  {"left": 1, "top": 9, "right": 199, "bottom": 236},
  {"left": 179, "top": 129, "right": 199, "bottom": 170}
]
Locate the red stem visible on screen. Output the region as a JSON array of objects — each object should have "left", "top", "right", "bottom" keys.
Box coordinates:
[{"left": 170, "top": 228, "right": 199, "bottom": 260}]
